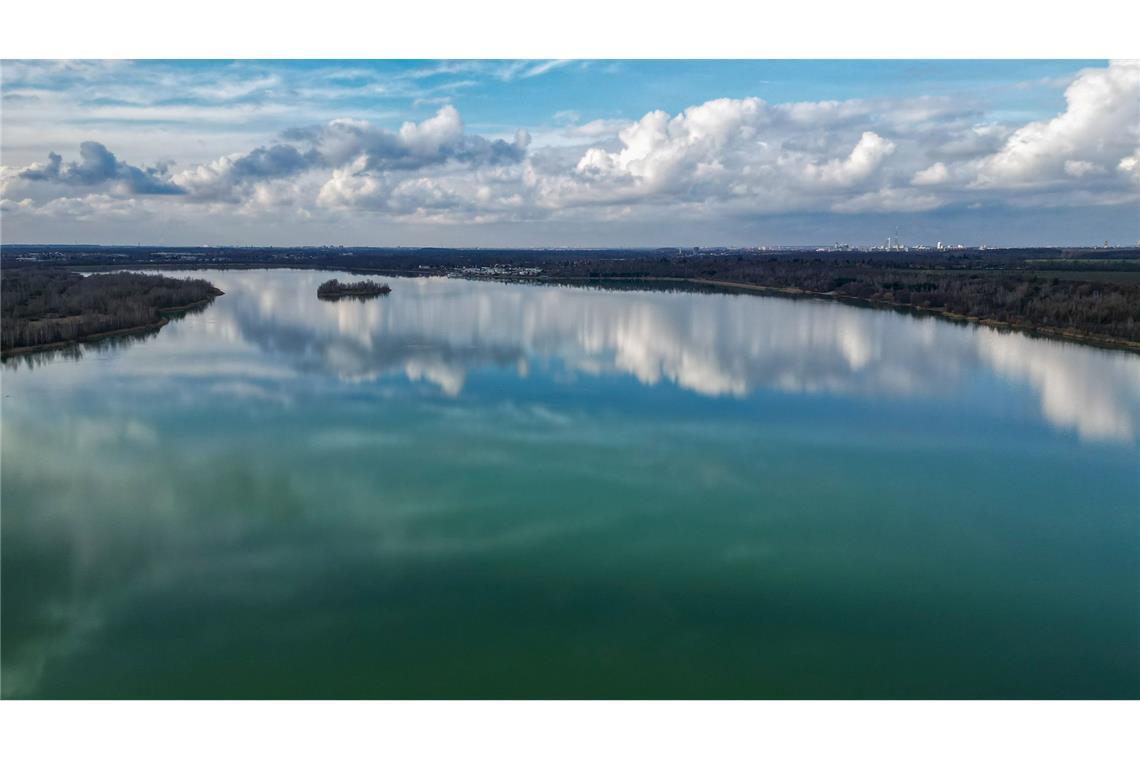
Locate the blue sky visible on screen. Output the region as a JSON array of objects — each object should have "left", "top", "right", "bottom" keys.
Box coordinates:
[{"left": 2, "top": 59, "right": 1137, "bottom": 246}]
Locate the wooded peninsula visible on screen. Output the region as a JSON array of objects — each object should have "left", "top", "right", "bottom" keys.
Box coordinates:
[{"left": 1, "top": 269, "right": 223, "bottom": 355}]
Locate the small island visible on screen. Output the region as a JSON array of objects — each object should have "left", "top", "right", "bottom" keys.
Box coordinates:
[
  {"left": 317, "top": 278, "right": 392, "bottom": 300},
  {"left": 1, "top": 269, "right": 223, "bottom": 357}
]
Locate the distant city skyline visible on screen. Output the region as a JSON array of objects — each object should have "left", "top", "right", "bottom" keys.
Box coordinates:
[{"left": 2, "top": 59, "right": 1138, "bottom": 246}]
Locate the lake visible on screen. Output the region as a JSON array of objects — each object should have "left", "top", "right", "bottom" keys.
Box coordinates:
[{"left": 2, "top": 268, "right": 1137, "bottom": 698}]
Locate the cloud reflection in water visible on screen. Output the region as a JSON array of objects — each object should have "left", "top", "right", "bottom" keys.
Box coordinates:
[{"left": 191, "top": 270, "right": 1140, "bottom": 443}]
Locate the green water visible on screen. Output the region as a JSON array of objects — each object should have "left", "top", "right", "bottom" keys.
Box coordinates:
[{"left": 2, "top": 269, "right": 1137, "bottom": 698}]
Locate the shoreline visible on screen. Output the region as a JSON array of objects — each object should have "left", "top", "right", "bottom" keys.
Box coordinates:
[
  {"left": 536, "top": 275, "right": 1140, "bottom": 354},
  {"left": 688, "top": 277, "right": 1140, "bottom": 353},
  {"left": 1, "top": 294, "right": 222, "bottom": 359},
  {"left": 24, "top": 263, "right": 1140, "bottom": 354}
]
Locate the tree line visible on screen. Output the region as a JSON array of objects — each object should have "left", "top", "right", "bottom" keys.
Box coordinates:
[
  {"left": 1, "top": 269, "right": 222, "bottom": 352},
  {"left": 534, "top": 256, "right": 1140, "bottom": 344}
]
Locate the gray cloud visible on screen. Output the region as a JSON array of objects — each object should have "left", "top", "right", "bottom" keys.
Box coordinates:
[
  {"left": 229, "top": 144, "right": 321, "bottom": 180},
  {"left": 168, "top": 106, "right": 530, "bottom": 203},
  {"left": 19, "top": 141, "right": 184, "bottom": 195},
  {"left": 285, "top": 107, "right": 529, "bottom": 172}
]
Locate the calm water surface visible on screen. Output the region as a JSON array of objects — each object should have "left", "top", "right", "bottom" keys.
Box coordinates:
[{"left": 2, "top": 269, "right": 1138, "bottom": 698}]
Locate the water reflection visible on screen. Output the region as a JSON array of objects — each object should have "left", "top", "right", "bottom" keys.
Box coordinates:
[
  {"left": 3, "top": 268, "right": 1137, "bottom": 698},
  {"left": 5, "top": 270, "right": 1138, "bottom": 441},
  {"left": 153, "top": 270, "right": 1140, "bottom": 443},
  {"left": 1, "top": 299, "right": 215, "bottom": 371}
]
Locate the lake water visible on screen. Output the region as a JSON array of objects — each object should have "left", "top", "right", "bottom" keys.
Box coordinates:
[{"left": 2, "top": 268, "right": 1137, "bottom": 698}]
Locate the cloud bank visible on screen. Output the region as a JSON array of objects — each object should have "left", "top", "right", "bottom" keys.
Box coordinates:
[{"left": 2, "top": 60, "right": 1137, "bottom": 243}]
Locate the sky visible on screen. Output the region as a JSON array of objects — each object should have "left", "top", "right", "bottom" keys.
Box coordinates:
[{"left": 1, "top": 59, "right": 1138, "bottom": 247}]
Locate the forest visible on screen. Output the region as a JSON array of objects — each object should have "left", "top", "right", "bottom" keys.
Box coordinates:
[{"left": 1, "top": 269, "right": 222, "bottom": 353}]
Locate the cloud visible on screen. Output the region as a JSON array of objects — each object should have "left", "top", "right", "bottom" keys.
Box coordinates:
[
  {"left": 3, "top": 61, "right": 1138, "bottom": 236},
  {"left": 975, "top": 60, "right": 1140, "bottom": 187},
  {"left": 188, "top": 74, "right": 282, "bottom": 102},
  {"left": 230, "top": 144, "right": 319, "bottom": 180},
  {"left": 18, "top": 141, "right": 184, "bottom": 195},
  {"left": 574, "top": 98, "right": 771, "bottom": 190},
  {"left": 831, "top": 187, "right": 942, "bottom": 214},
  {"left": 167, "top": 105, "right": 530, "bottom": 203},
  {"left": 300, "top": 106, "right": 530, "bottom": 171},
  {"left": 496, "top": 59, "right": 575, "bottom": 81},
  {"left": 564, "top": 118, "right": 631, "bottom": 140},
  {"left": 795, "top": 131, "right": 896, "bottom": 188},
  {"left": 1119, "top": 148, "right": 1140, "bottom": 182},
  {"left": 912, "top": 162, "right": 950, "bottom": 186},
  {"left": 559, "top": 99, "right": 900, "bottom": 214},
  {"left": 518, "top": 60, "right": 574, "bottom": 79}
]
